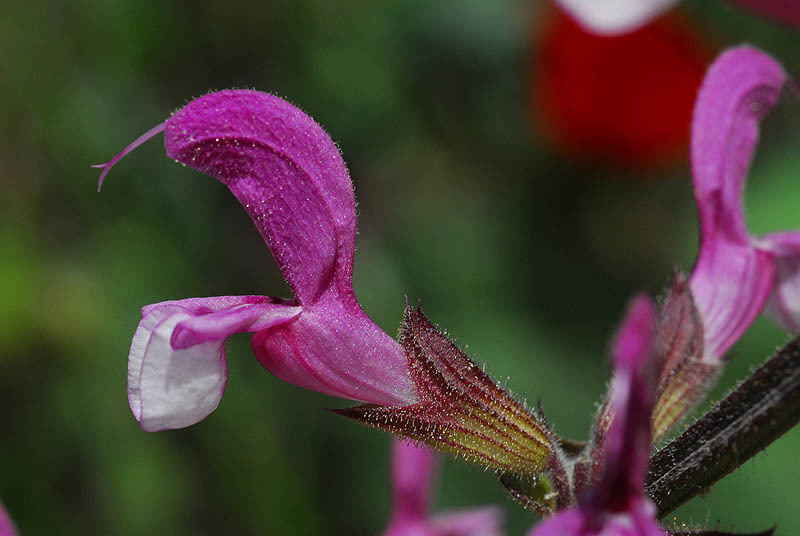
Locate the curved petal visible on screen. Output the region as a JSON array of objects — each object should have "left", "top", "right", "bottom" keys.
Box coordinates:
[
  {"left": 689, "top": 46, "right": 786, "bottom": 360},
  {"left": 164, "top": 90, "right": 356, "bottom": 305},
  {"left": 728, "top": 0, "right": 800, "bottom": 27},
  {"left": 129, "top": 297, "right": 300, "bottom": 431},
  {"left": 0, "top": 502, "right": 17, "bottom": 536},
  {"left": 758, "top": 231, "right": 800, "bottom": 331},
  {"left": 252, "top": 295, "right": 416, "bottom": 405},
  {"left": 553, "top": 0, "right": 679, "bottom": 36}
]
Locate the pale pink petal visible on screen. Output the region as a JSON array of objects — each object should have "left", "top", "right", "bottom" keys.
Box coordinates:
[
  {"left": 689, "top": 240, "right": 774, "bottom": 360},
  {"left": 689, "top": 46, "right": 787, "bottom": 360},
  {"left": 0, "top": 502, "right": 18, "bottom": 536},
  {"left": 164, "top": 90, "right": 356, "bottom": 305},
  {"left": 253, "top": 295, "right": 417, "bottom": 405},
  {"left": 553, "top": 0, "right": 679, "bottom": 36},
  {"left": 728, "top": 0, "right": 800, "bottom": 27},
  {"left": 758, "top": 231, "right": 800, "bottom": 332},
  {"left": 128, "top": 296, "right": 300, "bottom": 431}
]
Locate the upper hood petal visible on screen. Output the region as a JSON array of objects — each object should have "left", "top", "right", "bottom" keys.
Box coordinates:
[{"left": 164, "top": 90, "right": 357, "bottom": 304}]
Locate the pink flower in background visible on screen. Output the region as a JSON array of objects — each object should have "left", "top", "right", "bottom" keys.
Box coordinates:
[
  {"left": 553, "top": 0, "right": 800, "bottom": 36},
  {"left": 95, "top": 91, "right": 417, "bottom": 431},
  {"left": 384, "top": 441, "right": 503, "bottom": 536},
  {"left": 0, "top": 502, "right": 17, "bottom": 536},
  {"left": 687, "top": 46, "right": 798, "bottom": 360},
  {"left": 529, "top": 296, "right": 665, "bottom": 536}
]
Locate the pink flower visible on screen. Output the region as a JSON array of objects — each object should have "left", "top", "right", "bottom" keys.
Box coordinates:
[
  {"left": 384, "top": 441, "right": 503, "bottom": 536},
  {"left": 529, "top": 296, "right": 666, "bottom": 536},
  {"left": 553, "top": 0, "right": 800, "bottom": 36},
  {"left": 0, "top": 502, "right": 18, "bottom": 536},
  {"left": 687, "top": 46, "right": 796, "bottom": 360},
  {"left": 651, "top": 46, "right": 795, "bottom": 440},
  {"left": 95, "top": 91, "right": 417, "bottom": 431}
]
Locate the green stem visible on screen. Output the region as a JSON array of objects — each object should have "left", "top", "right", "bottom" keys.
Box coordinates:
[{"left": 646, "top": 336, "right": 800, "bottom": 517}]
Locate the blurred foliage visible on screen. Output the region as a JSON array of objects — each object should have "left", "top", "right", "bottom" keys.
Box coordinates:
[{"left": 0, "top": 1, "right": 799, "bottom": 534}]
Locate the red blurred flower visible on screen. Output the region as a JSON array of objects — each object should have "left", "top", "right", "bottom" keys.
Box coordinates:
[{"left": 533, "top": 6, "right": 711, "bottom": 169}]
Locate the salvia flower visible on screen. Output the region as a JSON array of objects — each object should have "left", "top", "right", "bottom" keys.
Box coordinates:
[
  {"left": 529, "top": 295, "right": 666, "bottom": 536},
  {"left": 383, "top": 440, "right": 503, "bottom": 536},
  {"left": 95, "top": 91, "right": 418, "bottom": 431},
  {"left": 553, "top": 0, "right": 800, "bottom": 36},
  {"left": 647, "top": 46, "right": 798, "bottom": 441},
  {"left": 688, "top": 46, "right": 795, "bottom": 344}
]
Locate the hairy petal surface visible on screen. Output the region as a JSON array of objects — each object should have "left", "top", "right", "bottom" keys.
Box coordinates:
[
  {"left": 129, "top": 296, "right": 300, "bottom": 431},
  {"left": 689, "top": 46, "right": 786, "bottom": 360},
  {"left": 253, "top": 295, "right": 416, "bottom": 405},
  {"left": 164, "top": 90, "right": 356, "bottom": 304}
]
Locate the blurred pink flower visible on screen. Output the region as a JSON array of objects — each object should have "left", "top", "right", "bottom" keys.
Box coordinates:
[
  {"left": 384, "top": 441, "right": 503, "bottom": 536},
  {"left": 529, "top": 296, "right": 665, "bottom": 536},
  {"left": 553, "top": 0, "right": 800, "bottom": 36},
  {"left": 96, "top": 91, "right": 417, "bottom": 431},
  {"left": 0, "top": 502, "right": 18, "bottom": 536}
]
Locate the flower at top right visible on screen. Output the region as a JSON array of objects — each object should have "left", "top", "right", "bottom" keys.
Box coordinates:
[{"left": 687, "top": 45, "right": 800, "bottom": 360}]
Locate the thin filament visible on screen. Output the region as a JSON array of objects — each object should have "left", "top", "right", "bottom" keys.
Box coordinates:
[{"left": 92, "top": 121, "right": 166, "bottom": 191}]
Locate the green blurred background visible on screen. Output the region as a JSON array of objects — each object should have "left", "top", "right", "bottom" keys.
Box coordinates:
[{"left": 1, "top": 1, "right": 799, "bottom": 534}]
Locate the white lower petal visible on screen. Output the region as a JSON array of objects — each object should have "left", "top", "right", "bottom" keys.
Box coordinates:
[
  {"left": 554, "top": 0, "right": 680, "bottom": 35},
  {"left": 128, "top": 306, "right": 227, "bottom": 432}
]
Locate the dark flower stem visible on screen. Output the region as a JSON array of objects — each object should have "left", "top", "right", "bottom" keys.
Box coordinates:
[{"left": 646, "top": 336, "right": 800, "bottom": 517}]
